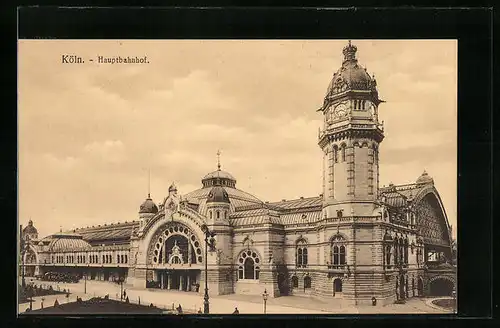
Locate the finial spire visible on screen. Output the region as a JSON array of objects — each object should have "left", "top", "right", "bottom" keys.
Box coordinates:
[
  {"left": 342, "top": 40, "right": 358, "bottom": 63},
  {"left": 148, "top": 168, "right": 151, "bottom": 198},
  {"left": 217, "top": 149, "right": 221, "bottom": 171}
]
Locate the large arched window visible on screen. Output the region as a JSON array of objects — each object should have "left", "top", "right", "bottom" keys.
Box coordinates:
[
  {"left": 304, "top": 276, "right": 312, "bottom": 289},
  {"left": 333, "top": 146, "right": 338, "bottom": 163},
  {"left": 216, "top": 210, "right": 220, "bottom": 219},
  {"left": 296, "top": 240, "right": 308, "bottom": 268},
  {"left": 331, "top": 235, "right": 347, "bottom": 269},
  {"left": 292, "top": 276, "right": 299, "bottom": 288},
  {"left": 237, "top": 250, "right": 261, "bottom": 280}
]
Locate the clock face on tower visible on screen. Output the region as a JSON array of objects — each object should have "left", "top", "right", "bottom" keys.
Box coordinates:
[{"left": 334, "top": 103, "right": 348, "bottom": 118}]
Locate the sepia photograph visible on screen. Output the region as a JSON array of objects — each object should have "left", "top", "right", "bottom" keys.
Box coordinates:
[{"left": 17, "top": 39, "right": 457, "bottom": 315}]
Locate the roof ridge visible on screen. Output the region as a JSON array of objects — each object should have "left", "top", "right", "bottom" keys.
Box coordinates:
[{"left": 268, "top": 195, "right": 322, "bottom": 204}]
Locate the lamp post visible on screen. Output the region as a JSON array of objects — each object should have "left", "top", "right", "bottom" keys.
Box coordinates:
[
  {"left": 118, "top": 277, "right": 124, "bottom": 301},
  {"left": 84, "top": 266, "right": 88, "bottom": 294},
  {"left": 201, "top": 224, "right": 216, "bottom": 314},
  {"left": 452, "top": 286, "right": 457, "bottom": 314},
  {"left": 262, "top": 289, "right": 268, "bottom": 314}
]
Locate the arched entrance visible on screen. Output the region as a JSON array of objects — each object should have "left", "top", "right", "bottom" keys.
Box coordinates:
[
  {"left": 429, "top": 278, "right": 454, "bottom": 296},
  {"left": 417, "top": 278, "right": 424, "bottom": 296},
  {"left": 147, "top": 222, "right": 204, "bottom": 292},
  {"left": 333, "top": 278, "right": 342, "bottom": 297}
]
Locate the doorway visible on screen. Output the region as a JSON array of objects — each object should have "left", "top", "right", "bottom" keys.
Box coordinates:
[
  {"left": 333, "top": 278, "right": 342, "bottom": 297},
  {"left": 417, "top": 278, "right": 424, "bottom": 296}
]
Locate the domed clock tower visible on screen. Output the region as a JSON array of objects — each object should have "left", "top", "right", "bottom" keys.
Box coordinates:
[{"left": 318, "top": 41, "right": 385, "bottom": 218}]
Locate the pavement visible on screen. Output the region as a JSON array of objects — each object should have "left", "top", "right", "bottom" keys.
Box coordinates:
[{"left": 18, "top": 278, "right": 453, "bottom": 315}]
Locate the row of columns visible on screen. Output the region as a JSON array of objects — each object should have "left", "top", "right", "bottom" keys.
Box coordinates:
[{"left": 158, "top": 271, "right": 193, "bottom": 291}]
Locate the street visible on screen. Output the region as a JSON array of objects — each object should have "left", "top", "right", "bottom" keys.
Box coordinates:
[{"left": 18, "top": 278, "right": 452, "bottom": 315}]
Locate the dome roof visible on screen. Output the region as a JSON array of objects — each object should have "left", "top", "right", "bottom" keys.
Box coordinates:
[
  {"left": 202, "top": 169, "right": 236, "bottom": 181},
  {"left": 168, "top": 182, "right": 178, "bottom": 193},
  {"left": 48, "top": 234, "right": 92, "bottom": 252},
  {"left": 23, "top": 220, "right": 38, "bottom": 235},
  {"left": 207, "top": 185, "right": 230, "bottom": 203},
  {"left": 139, "top": 196, "right": 159, "bottom": 214},
  {"left": 416, "top": 170, "right": 434, "bottom": 185},
  {"left": 325, "top": 41, "right": 377, "bottom": 98}
]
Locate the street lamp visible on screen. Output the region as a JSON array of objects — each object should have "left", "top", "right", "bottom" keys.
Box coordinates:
[
  {"left": 118, "top": 276, "right": 125, "bottom": 301},
  {"left": 201, "top": 224, "right": 216, "bottom": 314},
  {"left": 84, "top": 266, "right": 88, "bottom": 294},
  {"left": 262, "top": 289, "right": 268, "bottom": 314},
  {"left": 452, "top": 286, "right": 457, "bottom": 314}
]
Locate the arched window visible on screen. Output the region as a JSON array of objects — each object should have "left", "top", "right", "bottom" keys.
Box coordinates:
[
  {"left": 304, "top": 276, "right": 311, "bottom": 289},
  {"left": 331, "top": 235, "right": 347, "bottom": 268},
  {"left": 209, "top": 211, "right": 212, "bottom": 219},
  {"left": 125, "top": 255, "right": 128, "bottom": 263},
  {"left": 340, "top": 145, "right": 346, "bottom": 162},
  {"left": 237, "top": 250, "right": 261, "bottom": 280},
  {"left": 224, "top": 211, "right": 227, "bottom": 219},
  {"left": 296, "top": 240, "right": 308, "bottom": 268},
  {"left": 216, "top": 211, "right": 220, "bottom": 219},
  {"left": 333, "top": 146, "right": 338, "bottom": 163},
  {"left": 292, "top": 276, "right": 299, "bottom": 288},
  {"left": 386, "top": 245, "right": 392, "bottom": 269}
]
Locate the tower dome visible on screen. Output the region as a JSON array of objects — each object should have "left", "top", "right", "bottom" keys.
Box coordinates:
[
  {"left": 168, "top": 182, "right": 178, "bottom": 193},
  {"left": 416, "top": 170, "right": 434, "bottom": 185},
  {"left": 202, "top": 150, "right": 237, "bottom": 188},
  {"left": 206, "top": 185, "right": 230, "bottom": 203},
  {"left": 139, "top": 195, "right": 159, "bottom": 214},
  {"left": 325, "top": 41, "right": 378, "bottom": 99},
  {"left": 23, "top": 220, "right": 38, "bottom": 235}
]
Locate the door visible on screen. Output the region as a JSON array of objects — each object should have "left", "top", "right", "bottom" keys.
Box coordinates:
[{"left": 333, "top": 279, "right": 343, "bottom": 297}]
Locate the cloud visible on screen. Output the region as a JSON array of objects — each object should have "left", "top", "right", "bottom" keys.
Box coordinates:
[{"left": 83, "top": 140, "right": 127, "bottom": 164}]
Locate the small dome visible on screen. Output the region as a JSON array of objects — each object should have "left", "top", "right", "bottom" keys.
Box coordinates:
[
  {"left": 203, "top": 169, "right": 235, "bottom": 181},
  {"left": 139, "top": 196, "right": 159, "bottom": 214},
  {"left": 23, "top": 220, "right": 38, "bottom": 235},
  {"left": 168, "top": 182, "right": 178, "bottom": 193},
  {"left": 207, "top": 186, "right": 230, "bottom": 203},
  {"left": 202, "top": 169, "right": 237, "bottom": 188},
  {"left": 416, "top": 170, "right": 434, "bottom": 185}
]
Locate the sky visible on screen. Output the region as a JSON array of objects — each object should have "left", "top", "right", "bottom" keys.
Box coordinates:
[{"left": 18, "top": 40, "right": 457, "bottom": 239}]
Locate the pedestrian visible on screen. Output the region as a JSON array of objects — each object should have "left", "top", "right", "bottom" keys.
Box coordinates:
[
  {"left": 233, "top": 307, "right": 239, "bottom": 314},
  {"left": 125, "top": 296, "right": 129, "bottom": 303},
  {"left": 123, "top": 290, "right": 127, "bottom": 299},
  {"left": 54, "top": 299, "right": 59, "bottom": 307},
  {"left": 197, "top": 307, "right": 202, "bottom": 314},
  {"left": 177, "top": 304, "right": 183, "bottom": 314}
]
